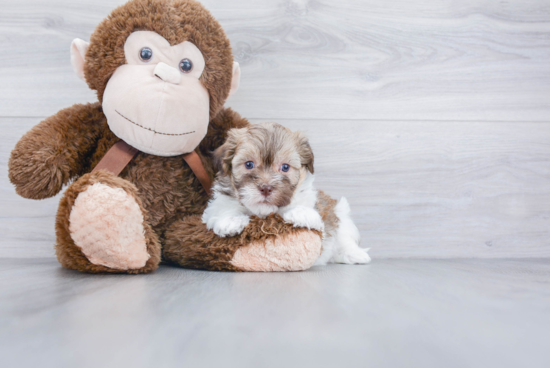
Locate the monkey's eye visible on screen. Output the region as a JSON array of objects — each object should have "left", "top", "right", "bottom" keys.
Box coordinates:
[
  {"left": 245, "top": 161, "right": 255, "bottom": 170},
  {"left": 281, "top": 164, "right": 290, "bottom": 172},
  {"left": 139, "top": 47, "right": 153, "bottom": 62},
  {"left": 179, "top": 58, "right": 193, "bottom": 73}
]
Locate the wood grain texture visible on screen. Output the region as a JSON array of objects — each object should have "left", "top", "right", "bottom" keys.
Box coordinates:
[
  {"left": 267, "top": 119, "right": 550, "bottom": 258},
  {"left": 1, "top": 258, "right": 549, "bottom": 368},
  {"left": 2, "top": 0, "right": 550, "bottom": 259},
  {"left": 2, "top": 117, "right": 550, "bottom": 258},
  {"left": 1, "top": 0, "right": 549, "bottom": 120}
]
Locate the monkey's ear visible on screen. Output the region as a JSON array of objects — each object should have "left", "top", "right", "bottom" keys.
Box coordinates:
[
  {"left": 70, "top": 38, "right": 90, "bottom": 81},
  {"left": 228, "top": 61, "right": 241, "bottom": 97},
  {"left": 295, "top": 131, "right": 315, "bottom": 174}
]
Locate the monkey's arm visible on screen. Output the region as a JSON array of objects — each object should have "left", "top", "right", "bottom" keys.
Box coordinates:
[
  {"left": 164, "top": 214, "right": 322, "bottom": 272},
  {"left": 9, "top": 102, "right": 105, "bottom": 199}
]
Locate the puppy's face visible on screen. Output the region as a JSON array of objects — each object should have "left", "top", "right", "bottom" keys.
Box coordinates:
[{"left": 213, "top": 123, "right": 314, "bottom": 217}]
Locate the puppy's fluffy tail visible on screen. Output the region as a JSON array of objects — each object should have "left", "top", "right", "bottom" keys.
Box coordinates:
[{"left": 334, "top": 197, "right": 351, "bottom": 217}]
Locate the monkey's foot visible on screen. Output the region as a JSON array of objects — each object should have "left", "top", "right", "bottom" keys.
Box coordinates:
[
  {"left": 56, "top": 170, "right": 161, "bottom": 274},
  {"left": 69, "top": 182, "right": 150, "bottom": 270}
]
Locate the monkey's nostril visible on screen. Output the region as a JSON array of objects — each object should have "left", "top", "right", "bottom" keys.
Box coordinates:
[{"left": 260, "top": 185, "right": 273, "bottom": 197}]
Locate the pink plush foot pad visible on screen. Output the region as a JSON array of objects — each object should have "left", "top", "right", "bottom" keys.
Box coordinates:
[
  {"left": 69, "top": 182, "right": 150, "bottom": 270},
  {"left": 230, "top": 231, "right": 322, "bottom": 272}
]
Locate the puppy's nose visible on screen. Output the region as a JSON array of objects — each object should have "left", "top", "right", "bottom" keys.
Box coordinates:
[
  {"left": 154, "top": 62, "right": 181, "bottom": 84},
  {"left": 259, "top": 185, "right": 273, "bottom": 197}
]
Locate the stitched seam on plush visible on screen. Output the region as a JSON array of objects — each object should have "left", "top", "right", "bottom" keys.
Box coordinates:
[{"left": 115, "top": 110, "right": 194, "bottom": 136}]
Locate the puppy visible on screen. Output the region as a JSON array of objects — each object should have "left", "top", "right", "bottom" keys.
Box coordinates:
[{"left": 202, "top": 122, "right": 370, "bottom": 265}]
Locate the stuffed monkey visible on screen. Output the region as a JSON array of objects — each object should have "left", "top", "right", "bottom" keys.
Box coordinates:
[{"left": 8, "top": 0, "right": 322, "bottom": 273}]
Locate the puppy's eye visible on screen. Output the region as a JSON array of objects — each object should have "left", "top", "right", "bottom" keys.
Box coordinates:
[
  {"left": 139, "top": 47, "right": 153, "bottom": 62},
  {"left": 281, "top": 164, "right": 290, "bottom": 172},
  {"left": 179, "top": 58, "right": 193, "bottom": 73},
  {"left": 245, "top": 161, "right": 255, "bottom": 169}
]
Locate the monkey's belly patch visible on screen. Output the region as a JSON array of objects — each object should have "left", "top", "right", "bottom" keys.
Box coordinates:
[
  {"left": 68, "top": 183, "right": 150, "bottom": 270},
  {"left": 230, "top": 231, "right": 322, "bottom": 272}
]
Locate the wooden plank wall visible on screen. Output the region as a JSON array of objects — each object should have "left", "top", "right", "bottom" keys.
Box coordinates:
[{"left": 1, "top": 0, "right": 549, "bottom": 258}]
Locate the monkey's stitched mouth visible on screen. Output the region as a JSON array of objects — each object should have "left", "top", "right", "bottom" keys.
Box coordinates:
[{"left": 115, "top": 110, "right": 195, "bottom": 136}]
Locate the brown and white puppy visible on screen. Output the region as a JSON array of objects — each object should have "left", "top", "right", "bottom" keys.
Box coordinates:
[{"left": 202, "top": 122, "right": 370, "bottom": 265}]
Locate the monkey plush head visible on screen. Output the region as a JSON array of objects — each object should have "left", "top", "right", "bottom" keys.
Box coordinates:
[{"left": 70, "top": 0, "right": 241, "bottom": 156}]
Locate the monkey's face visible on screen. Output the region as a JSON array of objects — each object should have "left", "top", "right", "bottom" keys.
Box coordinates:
[{"left": 102, "top": 31, "right": 210, "bottom": 156}]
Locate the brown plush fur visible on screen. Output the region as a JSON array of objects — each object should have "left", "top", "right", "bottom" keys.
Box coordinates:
[
  {"left": 38, "top": 103, "right": 249, "bottom": 273},
  {"left": 8, "top": 102, "right": 105, "bottom": 199},
  {"left": 164, "top": 214, "right": 322, "bottom": 271},
  {"left": 8, "top": 0, "right": 319, "bottom": 273}
]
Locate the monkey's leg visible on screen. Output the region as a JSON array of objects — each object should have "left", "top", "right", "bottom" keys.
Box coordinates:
[
  {"left": 55, "top": 171, "right": 161, "bottom": 274},
  {"left": 163, "top": 214, "right": 323, "bottom": 272}
]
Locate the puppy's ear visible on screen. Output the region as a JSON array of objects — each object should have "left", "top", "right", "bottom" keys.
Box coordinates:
[
  {"left": 212, "top": 128, "right": 247, "bottom": 175},
  {"left": 294, "top": 131, "right": 314, "bottom": 174}
]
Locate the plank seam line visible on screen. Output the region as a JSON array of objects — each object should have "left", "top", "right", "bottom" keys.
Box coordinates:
[{"left": 3, "top": 116, "right": 550, "bottom": 124}]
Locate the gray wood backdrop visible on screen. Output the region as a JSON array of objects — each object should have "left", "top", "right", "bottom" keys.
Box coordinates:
[{"left": 1, "top": 0, "right": 549, "bottom": 259}]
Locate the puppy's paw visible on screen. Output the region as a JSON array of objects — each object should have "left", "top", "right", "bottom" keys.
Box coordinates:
[
  {"left": 335, "top": 246, "right": 371, "bottom": 265},
  {"left": 283, "top": 206, "right": 324, "bottom": 231},
  {"left": 211, "top": 215, "right": 250, "bottom": 237}
]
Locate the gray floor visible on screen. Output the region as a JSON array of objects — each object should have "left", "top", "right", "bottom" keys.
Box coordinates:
[{"left": 1, "top": 258, "right": 549, "bottom": 368}]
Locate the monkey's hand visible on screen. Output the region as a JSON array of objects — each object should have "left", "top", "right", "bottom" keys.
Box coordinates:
[{"left": 8, "top": 103, "right": 104, "bottom": 199}]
